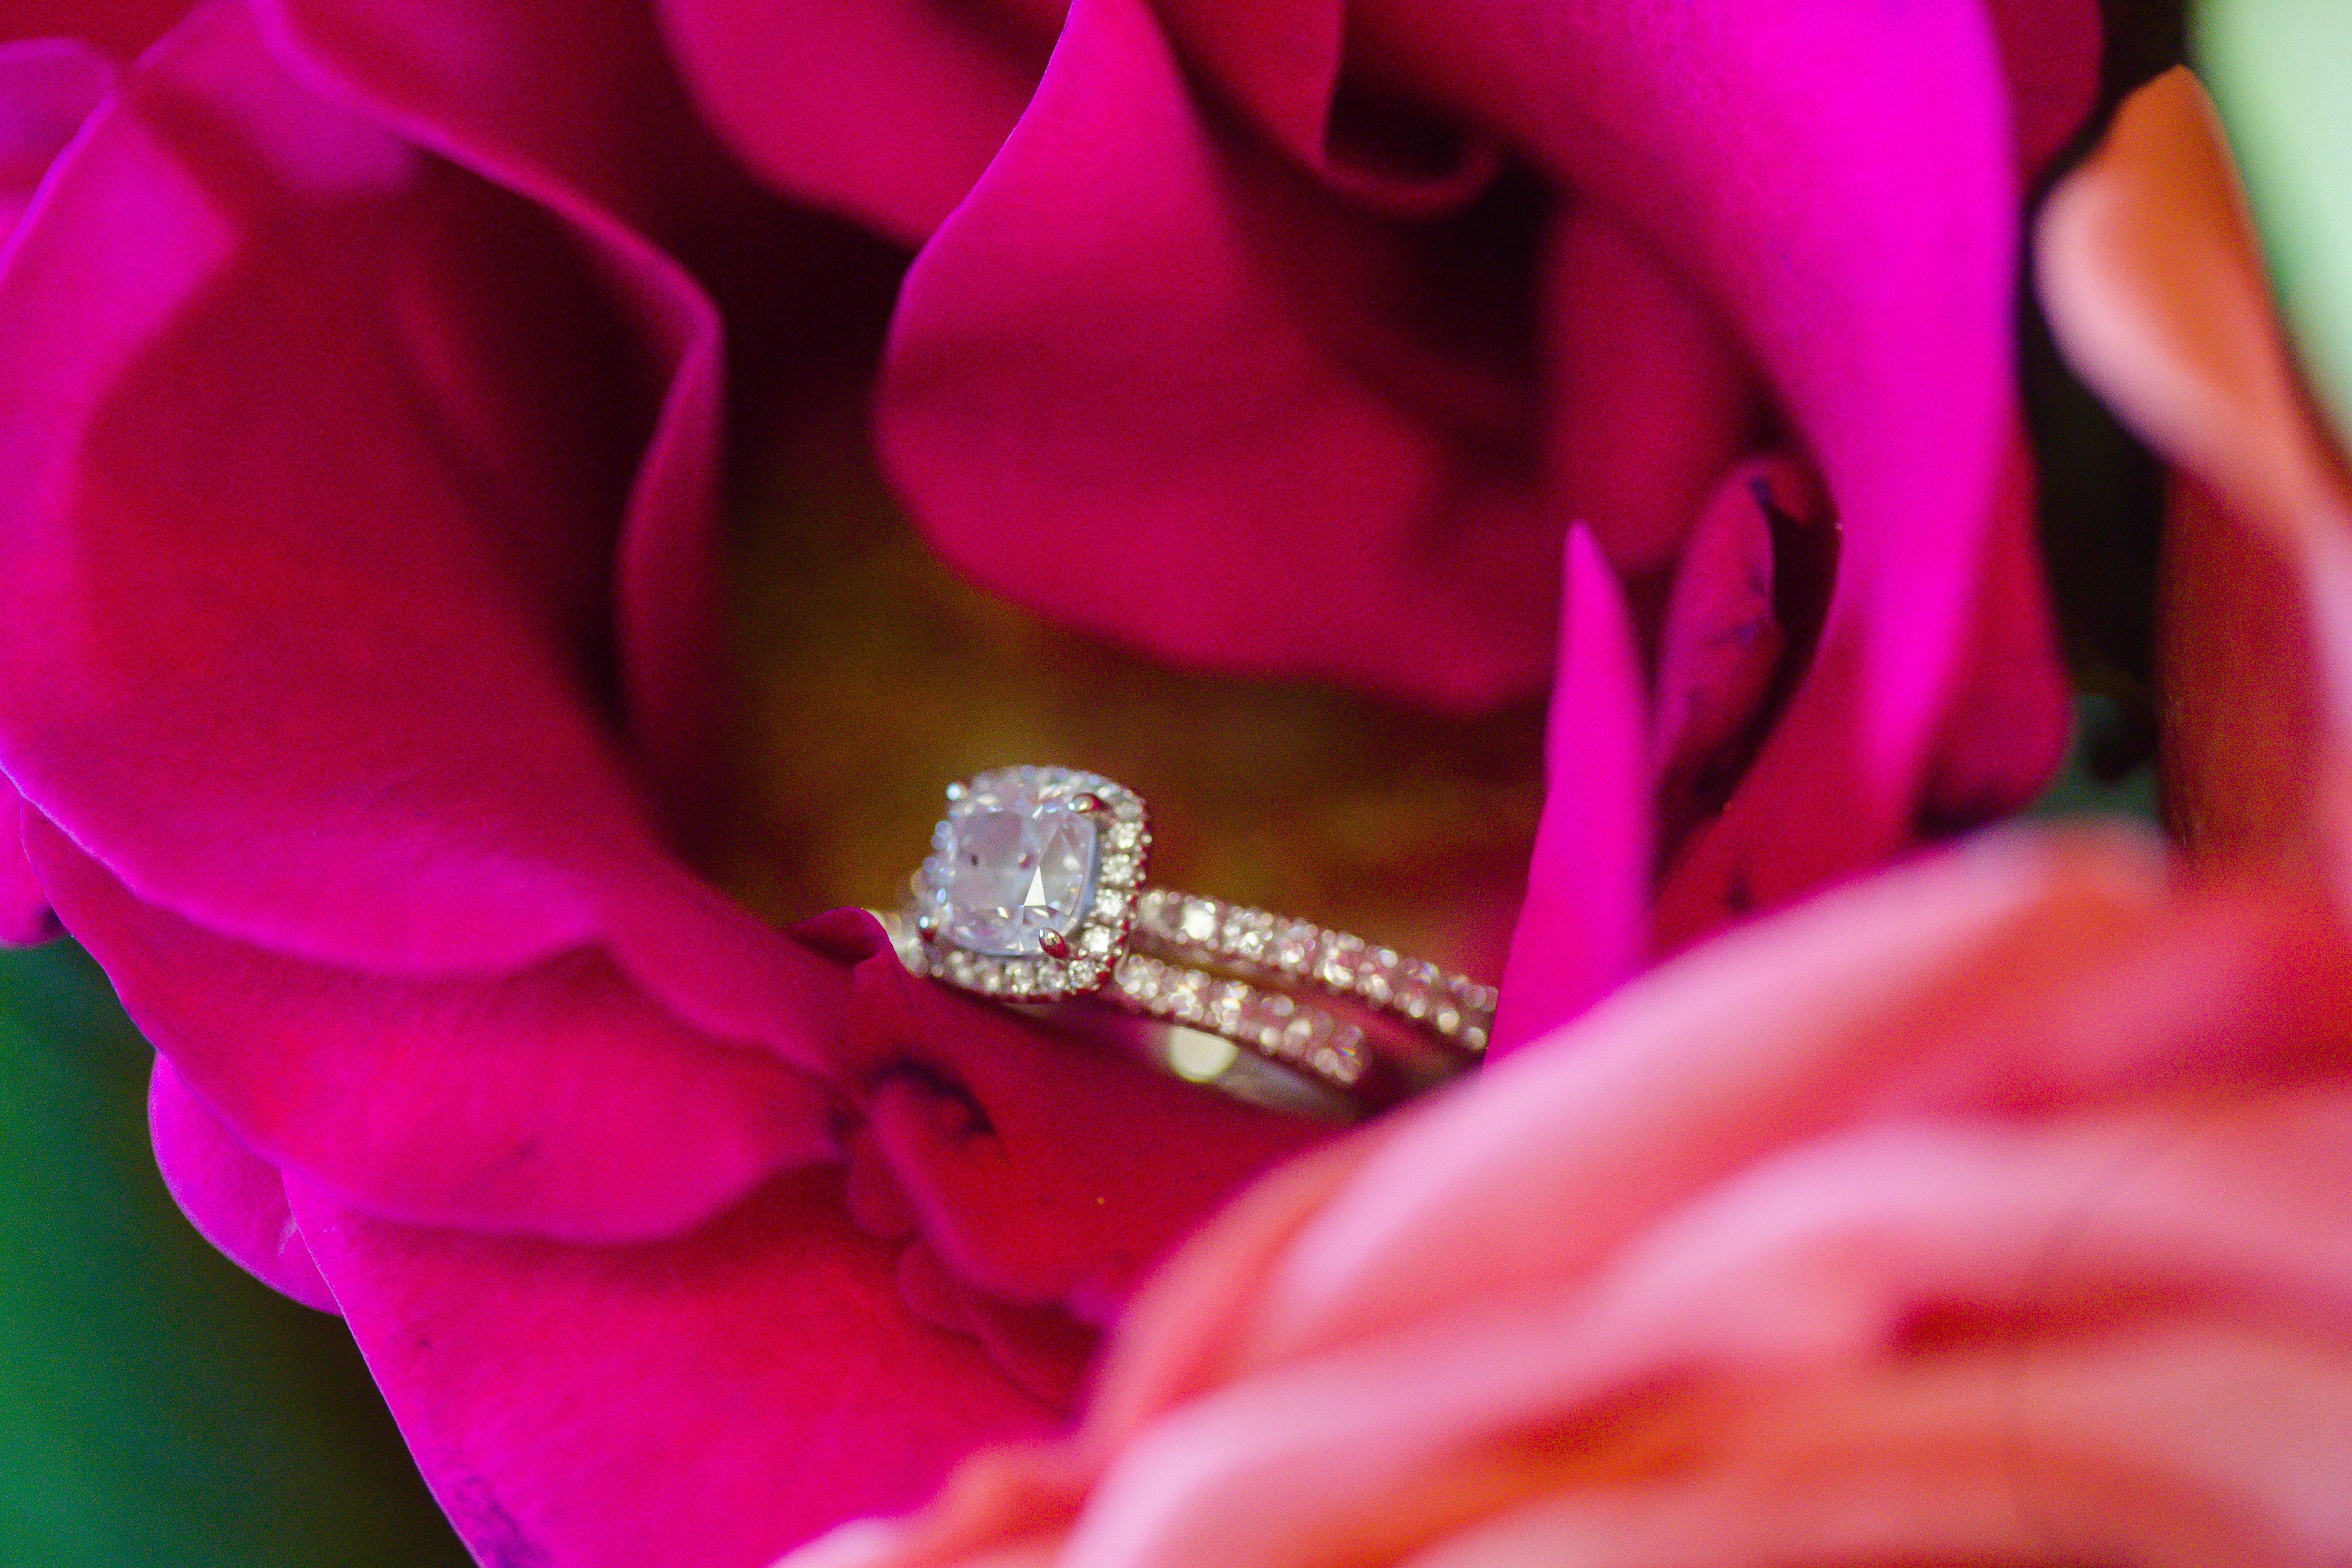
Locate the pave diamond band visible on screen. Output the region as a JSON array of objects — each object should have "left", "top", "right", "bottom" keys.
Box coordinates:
[
  {"left": 1131, "top": 889, "right": 1496, "bottom": 1055},
  {"left": 895, "top": 765, "right": 1494, "bottom": 1107}
]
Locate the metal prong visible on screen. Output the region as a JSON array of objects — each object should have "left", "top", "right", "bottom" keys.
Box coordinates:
[
  {"left": 1040, "top": 929, "right": 1071, "bottom": 959},
  {"left": 1071, "top": 792, "right": 1108, "bottom": 815},
  {"left": 915, "top": 915, "right": 939, "bottom": 944}
]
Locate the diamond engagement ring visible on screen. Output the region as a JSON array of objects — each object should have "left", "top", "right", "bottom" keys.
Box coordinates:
[{"left": 888, "top": 765, "right": 1495, "bottom": 1108}]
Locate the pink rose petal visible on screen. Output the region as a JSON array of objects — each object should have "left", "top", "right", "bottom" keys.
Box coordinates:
[
  {"left": 1537, "top": 209, "right": 1756, "bottom": 583},
  {"left": 33, "top": 815, "right": 836, "bottom": 1240},
  {"left": 148, "top": 1054, "right": 338, "bottom": 1312},
  {"left": 1489, "top": 526, "right": 1647, "bottom": 1055},
  {"left": 290, "top": 1168, "right": 1071, "bottom": 1568},
  {"left": 655, "top": 0, "right": 1048, "bottom": 245},
  {"left": 0, "top": 36, "right": 111, "bottom": 237},
  {"left": 0, "top": 0, "right": 684, "bottom": 972},
  {"left": 0, "top": 775, "right": 57, "bottom": 943},
  {"left": 879, "top": 0, "right": 1561, "bottom": 711}
]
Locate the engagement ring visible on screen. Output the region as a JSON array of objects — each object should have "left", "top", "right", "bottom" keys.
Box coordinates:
[{"left": 889, "top": 765, "right": 1494, "bottom": 1109}]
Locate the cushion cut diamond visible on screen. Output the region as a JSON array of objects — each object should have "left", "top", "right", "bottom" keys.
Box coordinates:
[{"left": 922, "top": 769, "right": 1101, "bottom": 956}]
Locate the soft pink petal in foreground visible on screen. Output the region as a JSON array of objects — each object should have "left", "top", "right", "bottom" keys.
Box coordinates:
[
  {"left": 2038, "top": 68, "right": 2352, "bottom": 866},
  {"left": 147, "top": 1056, "right": 336, "bottom": 1312},
  {"left": 800, "top": 829, "right": 2352, "bottom": 1568},
  {"left": 1239, "top": 829, "right": 2176, "bottom": 1363}
]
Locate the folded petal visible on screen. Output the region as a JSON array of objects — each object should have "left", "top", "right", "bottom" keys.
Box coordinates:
[
  {"left": 147, "top": 1054, "right": 337, "bottom": 1311},
  {"left": 290, "top": 1167, "right": 1070, "bottom": 1568},
  {"left": 0, "top": 36, "right": 111, "bottom": 236},
  {"left": 32, "top": 815, "right": 836, "bottom": 1240},
  {"left": 656, "top": 0, "right": 1049, "bottom": 245},
  {"left": 0, "top": 2, "right": 676, "bottom": 970},
  {"left": 0, "top": 775, "right": 56, "bottom": 943},
  {"left": 817, "top": 911, "right": 1332, "bottom": 1321},
  {"left": 1490, "top": 527, "right": 1646, "bottom": 1054},
  {"left": 879, "top": 0, "right": 1561, "bottom": 710}
]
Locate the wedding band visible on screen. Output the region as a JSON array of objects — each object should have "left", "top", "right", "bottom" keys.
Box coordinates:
[{"left": 890, "top": 765, "right": 1494, "bottom": 1107}]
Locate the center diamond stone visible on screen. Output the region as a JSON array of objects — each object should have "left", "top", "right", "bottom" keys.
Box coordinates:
[{"left": 923, "top": 771, "right": 1100, "bottom": 956}]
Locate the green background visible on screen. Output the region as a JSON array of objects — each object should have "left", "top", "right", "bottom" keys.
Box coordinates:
[{"left": 0, "top": 940, "right": 470, "bottom": 1567}]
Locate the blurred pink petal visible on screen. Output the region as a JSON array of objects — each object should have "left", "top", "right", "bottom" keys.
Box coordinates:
[
  {"left": 807, "top": 829, "right": 2352, "bottom": 1568},
  {"left": 1237, "top": 828, "right": 2176, "bottom": 1363},
  {"left": 2038, "top": 68, "right": 2352, "bottom": 866}
]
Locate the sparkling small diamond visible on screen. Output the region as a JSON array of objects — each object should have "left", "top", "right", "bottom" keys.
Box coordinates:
[
  {"left": 1107, "top": 822, "right": 1143, "bottom": 851},
  {"left": 1225, "top": 907, "right": 1274, "bottom": 961},
  {"left": 1100, "top": 853, "right": 1138, "bottom": 884},
  {"left": 1115, "top": 954, "right": 1158, "bottom": 1000},
  {"left": 1003, "top": 960, "right": 1038, "bottom": 993},
  {"left": 1080, "top": 924, "right": 1115, "bottom": 956},
  {"left": 1166, "top": 970, "right": 1208, "bottom": 1022},
  {"left": 924, "top": 771, "right": 1101, "bottom": 956},
  {"left": 1318, "top": 933, "right": 1365, "bottom": 991},
  {"left": 1272, "top": 920, "right": 1319, "bottom": 974},
  {"left": 1179, "top": 898, "right": 1221, "bottom": 944},
  {"left": 1096, "top": 889, "right": 1135, "bottom": 922}
]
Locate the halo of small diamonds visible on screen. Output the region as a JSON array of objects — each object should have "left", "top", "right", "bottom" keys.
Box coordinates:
[{"left": 910, "top": 765, "right": 1148, "bottom": 1001}]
